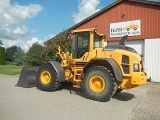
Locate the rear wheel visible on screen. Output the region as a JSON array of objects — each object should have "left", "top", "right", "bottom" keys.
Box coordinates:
[
  {"left": 36, "top": 64, "right": 59, "bottom": 91},
  {"left": 81, "top": 66, "right": 117, "bottom": 102}
]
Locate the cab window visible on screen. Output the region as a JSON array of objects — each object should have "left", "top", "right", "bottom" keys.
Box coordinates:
[
  {"left": 94, "top": 33, "right": 102, "bottom": 48},
  {"left": 76, "top": 32, "right": 89, "bottom": 58}
]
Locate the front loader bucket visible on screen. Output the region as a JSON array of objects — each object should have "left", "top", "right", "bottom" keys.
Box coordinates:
[{"left": 16, "top": 66, "right": 39, "bottom": 88}]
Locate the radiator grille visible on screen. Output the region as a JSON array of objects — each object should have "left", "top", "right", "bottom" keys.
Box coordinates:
[{"left": 121, "top": 55, "right": 129, "bottom": 74}]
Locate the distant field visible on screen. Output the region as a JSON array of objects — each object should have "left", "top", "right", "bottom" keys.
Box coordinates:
[{"left": 0, "top": 65, "right": 24, "bottom": 75}]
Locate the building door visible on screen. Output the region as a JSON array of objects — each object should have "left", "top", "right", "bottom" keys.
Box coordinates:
[{"left": 145, "top": 38, "right": 160, "bottom": 82}]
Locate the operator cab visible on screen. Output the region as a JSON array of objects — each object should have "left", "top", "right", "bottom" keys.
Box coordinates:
[{"left": 67, "top": 28, "right": 104, "bottom": 59}]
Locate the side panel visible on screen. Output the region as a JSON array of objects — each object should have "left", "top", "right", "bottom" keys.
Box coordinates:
[
  {"left": 48, "top": 61, "right": 65, "bottom": 82},
  {"left": 83, "top": 58, "right": 123, "bottom": 81}
]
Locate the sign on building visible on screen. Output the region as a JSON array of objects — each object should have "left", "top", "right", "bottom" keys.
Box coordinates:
[{"left": 110, "top": 20, "right": 140, "bottom": 37}]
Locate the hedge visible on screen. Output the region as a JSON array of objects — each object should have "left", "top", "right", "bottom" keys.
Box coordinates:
[{"left": 0, "top": 47, "right": 5, "bottom": 65}]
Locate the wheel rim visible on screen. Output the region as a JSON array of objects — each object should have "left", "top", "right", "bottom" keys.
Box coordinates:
[
  {"left": 89, "top": 76, "right": 105, "bottom": 93},
  {"left": 40, "top": 71, "right": 51, "bottom": 85}
]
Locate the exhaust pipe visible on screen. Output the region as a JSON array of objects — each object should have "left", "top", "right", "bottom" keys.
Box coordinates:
[
  {"left": 16, "top": 66, "right": 39, "bottom": 88},
  {"left": 119, "top": 35, "right": 128, "bottom": 45}
]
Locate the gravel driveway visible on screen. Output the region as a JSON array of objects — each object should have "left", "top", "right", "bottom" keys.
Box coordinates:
[{"left": 0, "top": 74, "right": 160, "bottom": 120}]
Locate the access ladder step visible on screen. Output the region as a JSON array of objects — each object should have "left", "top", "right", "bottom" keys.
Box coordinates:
[{"left": 73, "top": 84, "right": 81, "bottom": 88}]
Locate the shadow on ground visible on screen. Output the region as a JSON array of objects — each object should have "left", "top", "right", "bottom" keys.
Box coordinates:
[
  {"left": 15, "top": 80, "right": 135, "bottom": 102},
  {"left": 112, "top": 92, "right": 135, "bottom": 101},
  {"left": 63, "top": 87, "right": 86, "bottom": 98},
  {"left": 63, "top": 86, "right": 135, "bottom": 101}
]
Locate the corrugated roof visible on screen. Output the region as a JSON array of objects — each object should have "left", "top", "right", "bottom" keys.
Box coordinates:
[{"left": 44, "top": 0, "right": 160, "bottom": 44}]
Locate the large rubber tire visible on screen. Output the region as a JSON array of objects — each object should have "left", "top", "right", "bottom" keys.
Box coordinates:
[
  {"left": 81, "top": 66, "right": 117, "bottom": 102},
  {"left": 36, "top": 64, "right": 59, "bottom": 91}
]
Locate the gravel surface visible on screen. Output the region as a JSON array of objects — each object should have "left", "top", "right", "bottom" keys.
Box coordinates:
[{"left": 0, "top": 74, "right": 160, "bottom": 120}]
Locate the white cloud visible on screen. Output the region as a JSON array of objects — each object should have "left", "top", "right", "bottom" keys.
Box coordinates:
[
  {"left": 25, "top": 37, "right": 44, "bottom": 51},
  {"left": 0, "top": 25, "right": 29, "bottom": 40},
  {"left": 3, "top": 37, "right": 44, "bottom": 52},
  {"left": 72, "top": 0, "right": 101, "bottom": 23},
  {"left": 0, "top": 0, "right": 43, "bottom": 40}
]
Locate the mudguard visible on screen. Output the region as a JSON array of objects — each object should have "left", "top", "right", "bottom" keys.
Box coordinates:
[
  {"left": 48, "top": 61, "right": 65, "bottom": 82},
  {"left": 83, "top": 58, "right": 123, "bottom": 81},
  {"left": 106, "top": 58, "right": 123, "bottom": 81}
]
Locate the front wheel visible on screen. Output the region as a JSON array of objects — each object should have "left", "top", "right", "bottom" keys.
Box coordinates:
[
  {"left": 36, "top": 64, "right": 59, "bottom": 91},
  {"left": 81, "top": 66, "right": 117, "bottom": 102}
]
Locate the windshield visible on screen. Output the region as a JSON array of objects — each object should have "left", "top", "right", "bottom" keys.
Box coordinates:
[{"left": 71, "top": 32, "right": 90, "bottom": 58}]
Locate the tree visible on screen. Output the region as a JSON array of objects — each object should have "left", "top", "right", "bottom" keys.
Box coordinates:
[
  {"left": 24, "top": 43, "right": 44, "bottom": 66},
  {"left": 42, "top": 31, "right": 72, "bottom": 61},
  {"left": 0, "top": 47, "right": 5, "bottom": 65},
  {"left": 13, "top": 47, "right": 25, "bottom": 65},
  {"left": 5, "top": 46, "right": 17, "bottom": 63},
  {"left": 0, "top": 40, "right": 3, "bottom": 46}
]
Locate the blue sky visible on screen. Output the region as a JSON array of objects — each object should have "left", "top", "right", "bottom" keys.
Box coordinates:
[
  {"left": 14, "top": 0, "right": 115, "bottom": 38},
  {"left": 0, "top": 0, "right": 159, "bottom": 51},
  {"left": 0, "top": 0, "right": 115, "bottom": 51}
]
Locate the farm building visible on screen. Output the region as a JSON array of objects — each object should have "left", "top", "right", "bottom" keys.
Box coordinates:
[{"left": 44, "top": 0, "right": 160, "bottom": 82}]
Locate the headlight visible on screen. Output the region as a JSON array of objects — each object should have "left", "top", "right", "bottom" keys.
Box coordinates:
[{"left": 134, "top": 61, "right": 139, "bottom": 72}]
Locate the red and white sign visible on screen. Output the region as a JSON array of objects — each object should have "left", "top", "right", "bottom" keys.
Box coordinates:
[{"left": 110, "top": 20, "right": 141, "bottom": 37}]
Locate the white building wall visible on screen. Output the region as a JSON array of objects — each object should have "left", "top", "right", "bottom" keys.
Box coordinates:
[{"left": 144, "top": 38, "right": 160, "bottom": 82}]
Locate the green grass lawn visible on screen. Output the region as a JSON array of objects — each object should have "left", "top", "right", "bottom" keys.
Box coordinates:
[{"left": 0, "top": 65, "right": 25, "bottom": 75}]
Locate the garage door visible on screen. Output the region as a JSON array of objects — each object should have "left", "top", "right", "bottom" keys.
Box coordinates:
[
  {"left": 107, "top": 40, "right": 144, "bottom": 56},
  {"left": 145, "top": 38, "right": 160, "bottom": 82}
]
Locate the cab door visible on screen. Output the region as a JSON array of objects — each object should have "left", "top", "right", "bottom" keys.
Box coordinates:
[{"left": 72, "top": 32, "right": 90, "bottom": 59}]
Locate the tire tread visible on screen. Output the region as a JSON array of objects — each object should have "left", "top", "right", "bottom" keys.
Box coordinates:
[{"left": 81, "top": 66, "right": 117, "bottom": 102}]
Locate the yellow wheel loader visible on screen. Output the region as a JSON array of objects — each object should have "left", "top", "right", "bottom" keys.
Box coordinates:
[{"left": 17, "top": 28, "right": 147, "bottom": 102}]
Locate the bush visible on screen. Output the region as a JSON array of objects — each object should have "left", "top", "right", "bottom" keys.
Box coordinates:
[
  {"left": 13, "top": 47, "right": 25, "bottom": 65},
  {"left": 24, "top": 43, "right": 44, "bottom": 66},
  {"left": 0, "top": 47, "right": 5, "bottom": 65}
]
